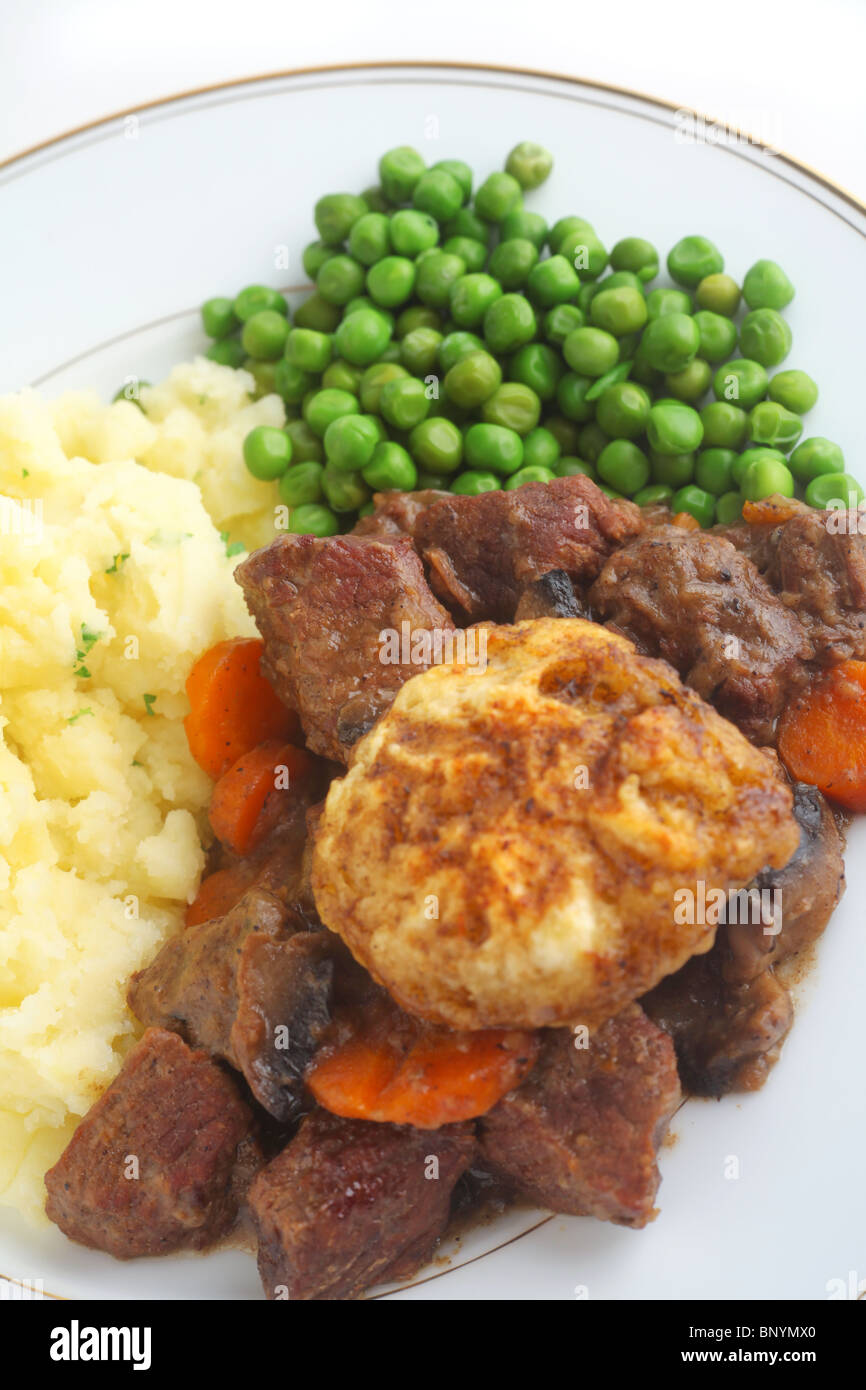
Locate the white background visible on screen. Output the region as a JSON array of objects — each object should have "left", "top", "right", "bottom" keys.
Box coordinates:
[{"left": 2, "top": 0, "right": 865, "bottom": 200}]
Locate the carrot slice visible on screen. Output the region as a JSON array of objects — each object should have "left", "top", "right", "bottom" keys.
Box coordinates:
[
  {"left": 209, "top": 740, "right": 315, "bottom": 855},
  {"left": 671, "top": 510, "right": 701, "bottom": 531},
  {"left": 742, "top": 497, "right": 803, "bottom": 526},
  {"left": 184, "top": 638, "right": 300, "bottom": 780},
  {"left": 185, "top": 865, "right": 253, "bottom": 928},
  {"left": 778, "top": 660, "right": 866, "bottom": 812},
  {"left": 308, "top": 1022, "right": 540, "bottom": 1129}
]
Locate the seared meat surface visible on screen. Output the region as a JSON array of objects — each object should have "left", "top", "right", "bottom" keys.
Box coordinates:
[
  {"left": 719, "top": 504, "right": 866, "bottom": 666},
  {"left": 643, "top": 783, "right": 844, "bottom": 1095},
  {"left": 351, "top": 488, "right": 449, "bottom": 539},
  {"left": 45, "top": 1028, "right": 259, "bottom": 1259},
  {"left": 589, "top": 525, "right": 813, "bottom": 743},
  {"left": 478, "top": 1005, "right": 680, "bottom": 1228},
  {"left": 237, "top": 533, "right": 454, "bottom": 763},
  {"left": 413, "top": 475, "right": 642, "bottom": 622},
  {"left": 514, "top": 568, "right": 586, "bottom": 621},
  {"left": 249, "top": 1109, "right": 475, "bottom": 1300}
]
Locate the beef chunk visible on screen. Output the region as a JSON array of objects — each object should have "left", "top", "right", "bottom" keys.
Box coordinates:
[
  {"left": 720, "top": 506, "right": 866, "bottom": 666},
  {"left": 589, "top": 525, "right": 813, "bottom": 743},
  {"left": 414, "top": 475, "right": 642, "bottom": 622},
  {"left": 237, "top": 533, "right": 454, "bottom": 762},
  {"left": 351, "top": 488, "right": 449, "bottom": 539},
  {"left": 514, "top": 569, "right": 586, "bottom": 621},
  {"left": 643, "top": 781, "right": 843, "bottom": 1095},
  {"left": 45, "top": 1028, "right": 258, "bottom": 1259},
  {"left": 477, "top": 1005, "right": 680, "bottom": 1228},
  {"left": 249, "top": 1109, "right": 475, "bottom": 1300},
  {"left": 129, "top": 888, "right": 346, "bottom": 1123}
]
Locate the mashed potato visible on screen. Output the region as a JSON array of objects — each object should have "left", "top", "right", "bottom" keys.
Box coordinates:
[{"left": 0, "top": 360, "right": 281, "bottom": 1222}]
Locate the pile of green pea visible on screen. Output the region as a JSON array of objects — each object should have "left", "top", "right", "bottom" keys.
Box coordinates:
[{"left": 199, "top": 142, "right": 859, "bottom": 537}]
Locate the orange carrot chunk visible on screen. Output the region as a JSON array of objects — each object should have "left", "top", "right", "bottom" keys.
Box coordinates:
[
  {"left": 209, "top": 740, "right": 315, "bottom": 856},
  {"left": 308, "top": 1024, "right": 540, "bottom": 1129},
  {"left": 778, "top": 660, "right": 866, "bottom": 813},
  {"left": 184, "top": 637, "right": 300, "bottom": 780},
  {"left": 185, "top": 865, "right": 253, "bottom": 928}
]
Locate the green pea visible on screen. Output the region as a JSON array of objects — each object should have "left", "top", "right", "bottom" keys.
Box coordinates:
[
  {"left": 789, "top": 436, "right": 846, "bottom": 483},
  {"left": 451, "top": 470, "right": 501, "bottom": 496},
  {"left": 284, "top": 328, "right": 331, "bottom": 375},
  {"left": 412, "top": 168, "right": 463, "bottom": 223},
  {"left": 333, "top": 308, "right": 392, "bottom": 366},
  {"left": 305, "top": 387, "right": 360, "bottom": 438},
  {"left": 712, "top": 358, "right": 768, "bottom": 409},
  {"left": 695, "top": 447, "right": 737, "bottom": 495},
  {"left": 465, "top": 422, "right": 524, "bottom": 475},
  {"left": 522, "top": 427, "right": 561, "bottom": 471},
  {"left": 443, "top": 350, "right": 501, "bottom": 409},
  {"left": 667, "top": 235, "right": 724, "bottom": 288},
  {"left": 585, "top": 361, "right": 633, "bottom": 401},
  {"left": 670, "top": 484, "right": 716, "bottom": 527},
  {"left": 507, "top": 343, "right": 561, "bottom": 401},
  {"left": 647, "top": 400, "right": 704, "bottom": 456},
  {"left": 563, "top": 327, "right": 619, "bottom": 378},
  {"left": 431, "top": 159, "right": 473, "bottom": 202},
  {"left": 558, "top": 227, "right": 609, "bottom": 280},
  {"left": 543, "top": 304, "right": 585, "bottom": 345},
  {"left": 474, "top": 171, "right": 523, "bottom": 222},
  {"left": 413, "top": 251, "right": 466, "bottom": 310},
  {"left": 747, "top": 400, "right": 803, "bottom": 451},
  {"left": 441, "top": 235, "right": 486, "bottom": 273},
  {"left": 699, "top": 402, "right": 749, "bottom": 450},
  {"left": 365, "top": 256, "right": 416, "bottom": 309},
  {"left": 500, "top": 209, "right": 549, "bottom": 250},
  {"left": 346, "top": 212, "right": 390, "bottom": 267},
  {"left": 576, "top": 281, "right": 600, "bottom": 315},
  {"left": 692, "top": 310, "right": 738, "bottom": 363},
  {"left": 389, "top": 208, "right": 440, "bottom": 258},
  {"left": 288, "top": 503, "right": 340, "bottom": 536},
  {"left": 278, "top": 461, "right": 324, "bottom": 507},
  {"left": 545, "top": 416, "right": 581, "bottom": 456},
  {"left": 504, "top": 141, "right": 553, "bottom": 191},
  {"left": 343, "top": 295, "right": 394, "bottom": 328},
  {"left": 361, "top": 441, "right": 418, "bottom": 492},
  {"left": 804, "top": 472, "right": 864, "bottom": 510},
  {"left": 243, "top": 358, "right": 279, "bottom": 398},
  {"left": 274, "top": 358, "right": 313, "bottom": 404},
  {"left": 233, "top": 285, "right": 289, "bottom": 322},
  {"left": 378, "top": 147, "right": 426, "bottom": 204},
  {"left": 409, "top": 417, "right": 464, "bottom": 473},
  {"left": 240, "top": 309, "right": 290, "bottom": 361},
  {"left": 597, "top": 439, "right": 650, "bottom": 495},
  {"left": 202, "top": 296, "right": 239, "bottom": 340},
  {"left": 302, "top": 242, "right": 336, "bottom": 281},
  {"left": 548, "top": 215, "right": 594, "bottom": 252},
  {"left": 505, "top": 465, "right": 557, "bottom": 489},
  {"left": 481, "top": 383, "right": 541, "bottom": 435},
  {"left": 285, "top": 418, "right": 325, "bottom": 464},
  {"left": 484, "top": 294, "right": 537, "bottom": 355},
  {"left": 651, "top": 450, "right": 695, "bottom": 487},
  {"left": 742, "top": 260, "right": 795, "bottom": 311},
  {"left": 694, "top": 273, "right": 741, "bottom": 317},
  {"left": 439, "top": 331, "right": 485, "bottom": 373},
  {"left": 395, "top": 305, "right": 441, "bottom": 337},
  {"left": 443, "top": 207, "right": 490, "bottom": 243},
  {"left": 321, "top": 359, "right": 362, "bottom": 394},
  {"left": 715, "top": 491, "right": 744, "bottom": 525},
  {"left": 314, "top": 192, "right": 368, "bottom": 245},
  {"left": 576, "top": 422, "right": 610, "bottom": 464},
  {"left": 358, "top": 362, "right": 407, "bottom": 413},
  {"left": 489, "top": 238, "right": 539, "bottom": 290},
  {"left": 646, "top": 288, "right": 692, "bottom": 320},
  {"left": 322, "top": 464, "right": 371, "bottom": 513},
  {"left": 556, "top": 373, "right": 594, "bottom": 423},
  {"left": 293, "top": 292, "right": 341, "bottom": 333},
  {"left": 596, "top": 381, "right": 651, "bottom": 440},
  {"left": 555, "top": 456, "right": 596, "bottom": 480},
  {"left": 416, "top": 470, "right": 451, "bottom": 489},
  {"left": 639, "top": 313, "right": 700, "bottom": 374},
  {"left": 739, "top": 309, "right": 792, "bottom": 368},
  {"left": 767, "top": 369, "right": 818, "bottom": 416},
  {"left": 315, "top": 255, "right": 364, "bottom": 306},
  {"left": 633, "top": 483, "right": 673, "bottom": 507},
  {"left": 450, "top": 273, "right": 503, "bottom": 329},
  {"left": 378, "top": 377, "right": 430, "bottom": 430},
  {"left": 664, "top": 359, "right": 712, "bottom": 404},
  {"left": 590, "top": 286, "right": 648, "bottom": 337},
  {"left": 598, "top": 271, "right": 645, "bottom": 296},
  {"left": 610, "top": 236, "right": 659, "bottom": 282},
  {"left": 360, "top": 186, "right": 391, "bottom": 214},
  {"left": 205, "top": 337, "right": 246, "bottom": 368},
  {"left": 526, "top": 255, "right": 581, "bottom": 308},
  {"left": 742, "top": 457, "right": 795, "bottom": 501},
  {"left": 242, "top": 425, "right": 292, "bottom": 480},
  {"left": 323, "top": 413, "right": 381, "bottom": 473},
  {"left": 732, "top": 447, "right": 787, "bottom": 488},
  {"left": 400, "top": 326, "right": 443, "bottom": 377}
]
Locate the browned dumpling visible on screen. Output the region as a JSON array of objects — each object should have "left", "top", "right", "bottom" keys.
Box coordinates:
[{"left": 312, "top": 618, "right": 800, "bottom": 1031}]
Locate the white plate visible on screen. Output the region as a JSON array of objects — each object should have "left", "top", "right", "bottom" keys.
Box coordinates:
[{"left": 1, "top": 63, "right": 865, "bottom": 1303}]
